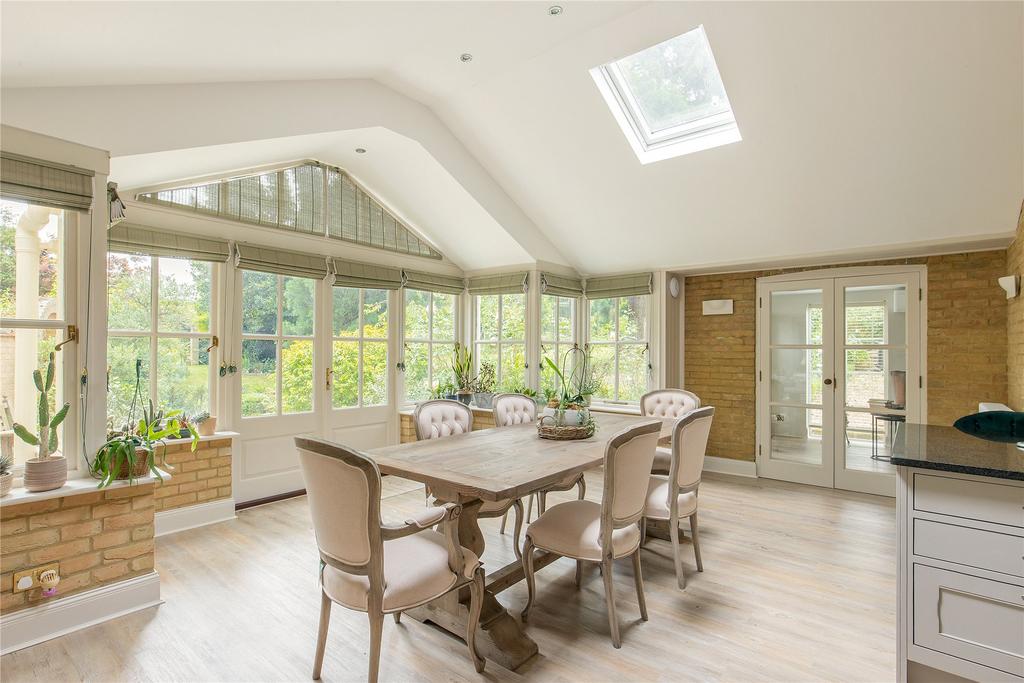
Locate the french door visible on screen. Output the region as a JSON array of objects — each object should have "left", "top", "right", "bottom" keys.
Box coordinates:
[{"left": 756, "top": 268, "right": 923, "bottom": 497}]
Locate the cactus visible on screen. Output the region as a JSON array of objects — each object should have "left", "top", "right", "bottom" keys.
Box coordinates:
[{"left": 12, "top": 353, "right": 70, "bottom": 461}]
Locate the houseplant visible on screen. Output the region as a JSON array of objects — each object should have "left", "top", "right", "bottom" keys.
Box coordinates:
[
  {"left": 542, "top": 345, "right": 598, "bottom": 427},
  {"left": 192, "top": 411, "right": 217, "bottom": 437},
  {"left": 473, "top": 362, "right": 497, "bottom": 409},
  {"left": 430, "top": 380, "right": 458, "bottom": 401},
  {"left": 0, "top": 451, "right": 12, "bottom": 497},
  {"left": 12, "top": 352, "right": 70, "bottom": 492},
  {"left": 451, "top": 343, "right": 475, "bottom": 406}
]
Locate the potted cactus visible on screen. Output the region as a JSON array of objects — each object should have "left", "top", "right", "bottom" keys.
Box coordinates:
[
  {"left": 12, "top": 352, "right": 70, "bottom": 492},
  {"left": 193, "top": 411, "right": 217, "bottom": 437}
]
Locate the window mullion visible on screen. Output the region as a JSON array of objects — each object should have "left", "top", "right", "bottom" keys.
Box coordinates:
[
  {"left": 149, "top": 257, "right": 159, "bottom": 408},
  {"left": 276, "top": 275, "right": 283, "bottom": 415}
]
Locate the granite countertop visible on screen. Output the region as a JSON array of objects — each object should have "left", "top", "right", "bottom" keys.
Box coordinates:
[{"left": 890, "top": 423, "right": 1024, "bottom": 480}]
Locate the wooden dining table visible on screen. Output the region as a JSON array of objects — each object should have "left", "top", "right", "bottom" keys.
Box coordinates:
[{"left": 366, "top": 411, "right": 672, "bottom": 670}]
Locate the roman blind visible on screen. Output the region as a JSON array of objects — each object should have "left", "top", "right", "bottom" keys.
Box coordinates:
[
  {"left": 466, "top": 272, "right": 529, "bottom": 296},
  {"left": 540, "top": 272, "right": 584, "bottom": 298},
  {"left": 402, "top": 270, "right": 465, "bottom": 295},
  {"left": 234, "top": 244, "right": 331, "bottom": 280},
  {"left": 1, "top": 152, "right": 95, "bottom": 211},
  {"left": 332, "top": 259, "right": 403, "bottom": 290},
  {"left": 584, "top": 272, "right": 653, "bottom": 299},
  {"left": 108, "top": 223, "right": 231, "bottom": 262}
]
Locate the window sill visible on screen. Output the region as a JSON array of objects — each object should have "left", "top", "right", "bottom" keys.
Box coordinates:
[
  {"left": 0, "top": 468, "right": 172, "bottom": 509},
  {"left": 589, "top": 404, "right": 642, "bottom": 416},
  {"left": 158, "top": 431, "right": 239, "bottom": 446}
]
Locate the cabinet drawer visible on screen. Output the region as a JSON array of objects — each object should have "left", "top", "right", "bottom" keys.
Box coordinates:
[
  {"left": 914, "top": 518, "right": 1024, "bottom": 577},
  {"left": 914, "top": 474, "right": 1024, "bottom": 528},
  {"left": 914, "top": 564, "right": 1024, "bottom": 677}
]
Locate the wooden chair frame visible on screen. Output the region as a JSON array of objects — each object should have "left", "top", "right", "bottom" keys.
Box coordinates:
[{"left": 295, "top": 437, "right": 486, "bottom": 682}]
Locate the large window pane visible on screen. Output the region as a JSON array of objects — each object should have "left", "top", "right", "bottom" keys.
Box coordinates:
[
  {"left": 617, "top": 343, "right": 648, "bottom": 402},
  {"left": 242, "top": 271, "right": 277, "bottom": 335},
  {"left": 107, "top": 336, "right": 150, "bottom": 430},
  {"left": 281, "top": 339, "right": 313, "bottom": 414},
  {"left": 241, "top": 339, "right": 277, "bottom": 417},
  {"left": 404, "top": 342, "right": 430, "bottom": 402},
  {"left": 589, "top": 299, "right": 615, "bottom": 341},
  {"left": 558, "top": 298, "right": 574, "bottom": 342},
  {"left": 363, "top": 341, "right": 388, "bottom": 405},
  {"left": 362, "top": 289, "right": 388, "bottom": 338},
  {"left": 1, "top": 203, "right": 64, "bottom": 322},
  {"left": 282, "top": 276, "right": 315, "bottom": 336},
  {"left": 431, "top": 344, "right": 455, "bottom": 390},
  {"left": 589, "top": 344, "right": 616, "bottom": 400},
  {"left": 477, "top": 295, "right": 499, "bottom": 341},
  {"left": 476, "top": 343, "right": 498, "bottom": 383},
  {"left": 501, "top": 294, "right": 525, "bottom": 340},
  {"left": 5, "top": 329, "right": 65, "bottom": 465},
  {"left": 333, "top": 287, "right": 360, "bottom": 338},
  {"left": 107, "top": 253, "right": 151, "bottom": 331},
  {"left": 331, "top": 341, "right": 359, "bottom": 408},
  {"left": 404, "top": 290, "right": 429, "bottom": 339},
  {"left": 156, "top": 337, "right": 210, "bottom": 417},
  {"left": 541, "top": 296, "right": 557, "bottom": 341},
  {"left": 432, "top": 293, "right": 455, "bottom": 340},
  {"left": 618, "top": 296, "right": 647, "bottom": 341},
  {"left": 500, "top": 344, "right": 526, "bottom": 391},
  {"left": 158, "top": 258, "right": 211, "bottom": 333}
]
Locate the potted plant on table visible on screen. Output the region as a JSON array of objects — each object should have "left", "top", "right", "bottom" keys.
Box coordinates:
[
  {"left": 473, "top": 362, "right": 497, "bottom": 409},
  {"left": 12, "top": 353, "right": 70, "bottom": 492},
  {"left": 451, "top": 343, "right": 475, "bottom": 407},
  {"left": 542, "top": 346, "right": 597, "bottom": 427}
]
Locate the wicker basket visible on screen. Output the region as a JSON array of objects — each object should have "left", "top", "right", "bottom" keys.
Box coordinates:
[
  {"left": 114, "top": 449, "right": 153, "bottom": 480},
  {"left": 537, "top": 415, "right": 595, "bottom": 441}
]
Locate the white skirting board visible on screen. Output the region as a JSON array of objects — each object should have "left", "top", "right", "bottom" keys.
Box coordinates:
[
  {"left": 703, "top": 455, "right": 758, "bottom": 478},
  {"left": 0, "top": 572, "right": 161, "bottom": 655},
  {"left": 154, "top": 498, "right": 236, "bottom": 537}
]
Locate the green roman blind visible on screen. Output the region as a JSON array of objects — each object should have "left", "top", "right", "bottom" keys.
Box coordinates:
[
  {"left": 466, "top": 272, "right": 529, "bottom": 296},
  {"left": 584, "top": 272, "right": 653, "bottom": 299},
  {"left": 540, "top": 272, "right": 584, "bottom": 298},
  {"left": 402, "top": 270, "right": 465, "bottom": 295},
  {"left": 108, "top": 223, "right": 230, "bottom": 262},
  {"left": 235, "top": 243, "right": 331, "bottom": 279},
  {"left": 1, "top": 152, "right": 95, "bottom": 211},
  {"left": 332, "top": 259, "right": 403, "bottom": 290}
]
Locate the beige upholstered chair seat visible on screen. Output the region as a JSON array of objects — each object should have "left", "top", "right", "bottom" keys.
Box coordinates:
[
  {"left": 526, "top": 499, "right": 642, "bottom": 561},
  {"left": 652, "top": 446, "right": 673, "bottom": 473},
  {"left": 323, "top": 530, "right": 480, "bottom": 613},
  {"left": 643, "top": 476, "right": 697, "bottom": 519}
]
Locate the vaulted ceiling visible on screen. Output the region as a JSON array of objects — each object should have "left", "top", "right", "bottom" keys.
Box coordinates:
[{"left": 2, "top": 1, "right": 1021, "bottom": 274}]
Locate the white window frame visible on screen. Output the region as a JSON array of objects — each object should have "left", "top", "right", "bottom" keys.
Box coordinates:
[
  {"left": 586, "top": 295, "right": 651, "bottom": 405},
  {"left": 472, "top": 293, "right": 527, "bottom": 391},
  {"left": 331, "top": 286, "right": 390, "bottom": 410},
  {"left": 540, "top": 294, "right": 578, "bottom": 391},
  {"left": 400, "top": 289, "right": 458, "bottom": 405}
]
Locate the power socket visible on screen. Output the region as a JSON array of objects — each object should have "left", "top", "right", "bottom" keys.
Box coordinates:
[{"left": 12, "top": 562, "right": 59, "bottom": 593}]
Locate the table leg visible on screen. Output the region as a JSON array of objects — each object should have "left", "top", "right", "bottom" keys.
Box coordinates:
[{"left": 405, "top": 496, "right": 539, "bottom": 671}]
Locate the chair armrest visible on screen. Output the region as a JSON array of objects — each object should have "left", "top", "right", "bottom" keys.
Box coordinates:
[{"left": 380, "top": 503, "right": 454, "bottom": 540}]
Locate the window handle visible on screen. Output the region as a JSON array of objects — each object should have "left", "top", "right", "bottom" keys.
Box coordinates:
[
  {"left": 205, "top": 336, "right": 219, "bottom": 353},
  {"left": 326, "top": 367, "right": 334, "bottom": 389},
  {"left": 54, "top": 325, "right": 78, "bottom": 352}
]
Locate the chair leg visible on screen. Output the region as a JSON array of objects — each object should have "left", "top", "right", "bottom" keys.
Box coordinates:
[
  {"left": 601, "top": 557, "right": 621, "bottom": 648},
  {"left": 466, "top": 568, "right": 486, "bottom": 673},
  {"left": 526, "top": 493, "right": 534, "bottom": 523},
  {"left": 520, "top": 536, "right": 537, "bottom": 622},
  {"left": 574, "top": 560, "right": 583, "bottom": 588},
  {"left": 511, "top": 498, "right": 525, "bottom": 561},
  {"left": 392, "top": 612, "right": 401, "bottom": 624},
  {"left": 576, "top": 474, "right": 586, "bottom": 500},
  {"left": 312, "top": 591, "right": 331, "bottom": 680},
  {"left": 631, "top": 551, "right": 648, "bottom": 622},
  {"left": 640, "top": 517, "right": 647, "bottom": 546},
  {"left": 689, "top": 513, "right": 704, "bottom": 572},
  {"left": 670, "top": 516, "right": 686, "bottom": 589},
  {"left": 499, "top": 510, "right": 508, "bottom": 534},
  {"left": 538, "top": 491, "right": 547, "bottom": 515},
  {"left": 367, "top": 610, "right": 384, "bottom": 683}
]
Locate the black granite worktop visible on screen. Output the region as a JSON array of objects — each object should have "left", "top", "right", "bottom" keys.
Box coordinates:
[{"left": 890, "top": 423, "right": 1024, "bottom": 480}]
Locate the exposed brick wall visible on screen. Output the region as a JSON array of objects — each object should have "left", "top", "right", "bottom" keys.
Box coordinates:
[
  {"left": 153, "top": 437, "right": 232, "bottom": 512},
  {"left": 1009, "top": 213, "right": 1024, "bottom": 411},
  {"left": 400, "top": 408, "right": 496, "bottom": 443},
  {"left": 1, "top": 484, "right": 155, "bottom": 614},
  {"left": 685, "top": 251, "right": 1009, "bottom": 462}
]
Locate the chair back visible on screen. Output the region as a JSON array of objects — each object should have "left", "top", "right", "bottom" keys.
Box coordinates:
[
  {"left": 413, "top": 399, "right": 473, "bottom": 440},
  {"left": 670, "top": 407, "right": 715, "bottom": 491},
  {"left": 295, "top": 437, "right": 382, "bottom": 570},
  {"left": 640, "top": 389, "right": 701, "bottom": 419},
  {"left": 492, "top": 393, "right": 537, "bottom": 426},
  {"left": 601, "top": 421, "right": 662, "bottom": 533}
]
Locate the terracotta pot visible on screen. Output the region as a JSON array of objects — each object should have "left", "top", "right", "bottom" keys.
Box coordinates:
[
  {"left": 114, "top": 448, "right": 152, "bottom": 480},
  {"left": 24, "top": 454, "right": 68, "bottom": 492},
  {"left": 0, "top": 472, "right": 12, "bottom": 497},
  {"left": 197, "top": 417, "right": 217, "bottom": 437}
]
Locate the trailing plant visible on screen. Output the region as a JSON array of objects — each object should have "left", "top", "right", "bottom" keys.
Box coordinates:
[
  {"left": 473, "top": 362, "right": 496, "bottom": 394},
  {"left": 12, "top": 352, "right": 70, "bottom": 461},
  {"left": 451, "top": 343, "right": 475, "bottom": 393}
]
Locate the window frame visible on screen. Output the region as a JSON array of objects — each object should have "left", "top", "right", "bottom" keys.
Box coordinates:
[
  {"left": 540, "top": 294, "right": 578, "bottom": 393},
  {"left": 330, "top": 286, "right": 390, "bottom": 410},
  {"left": 586, "top": 295, "right": 651, "bottom": 406},
  {"left": 400, "top": 289, "right": 458, "bottom": 405},
  {"left": 472, "top": 292, "right": 527, "bottom": 392}
]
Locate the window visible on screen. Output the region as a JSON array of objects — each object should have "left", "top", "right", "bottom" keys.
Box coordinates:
[
  {"left": 331, "top": 287, "right": 389, "bottom": 408},
  {"left": 239, "top": 271, "right": 315, "bottom": 417},
  {"left": 403, "top": 290, "right": 456, "bottom": 402},
  {"left": 1, "top": 199, "right": 74, "bottom": 468},
  {"left": 590, "top": 25, "right": 740, "bottom": 164},
  {"left": 107, "top": 254, "right": 215, "bottom": 429},
  {"left": 540, "top": 295, "right": 577, "bottom": 393},
  {"left": 474, "top": 293, "right": 526, "bottom": 391},
  {"left": 588, "top": 296, "right": 650, "bottom": 403}
]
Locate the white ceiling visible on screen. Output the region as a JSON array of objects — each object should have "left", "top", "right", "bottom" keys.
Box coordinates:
[{"left": 2, "top": 1, "right": 1021, "bottom": 274}]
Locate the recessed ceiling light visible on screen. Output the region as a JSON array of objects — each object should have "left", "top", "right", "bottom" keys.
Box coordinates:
[
  {"left": 548, "top": 5, "right": 563, "bottom": 15},
  {"left": 355, "top": 148, "right": 366, "bottom": 154},
  {"left": 460, "top": 53, "right": 473, "bottom": 63}
]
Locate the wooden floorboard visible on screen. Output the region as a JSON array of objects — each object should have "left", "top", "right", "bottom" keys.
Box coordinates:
[{"left": 1, "top": 472, "right": 896, "bottom": 682}]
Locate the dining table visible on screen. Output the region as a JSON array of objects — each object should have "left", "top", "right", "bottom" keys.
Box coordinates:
[{"left": 366, "top": 411, "right": 672, "bottom": 670}]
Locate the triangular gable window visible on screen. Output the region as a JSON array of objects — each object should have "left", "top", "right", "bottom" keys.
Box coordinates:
[{"left": 136, "top": 162, "right": 443, "bottom": 259}]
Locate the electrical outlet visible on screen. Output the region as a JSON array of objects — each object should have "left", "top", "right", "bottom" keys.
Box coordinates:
[{"left": 12, "top": 563, "right": 59, "bottom": 593}]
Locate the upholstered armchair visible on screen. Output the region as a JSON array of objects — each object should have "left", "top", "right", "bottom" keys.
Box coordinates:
[
  {"left": 413, "top": 399, "right": 525, "bottom": 560},
  {"left": 640, "top": 389, "right": 702, "bottom": 474},
  {"left": 295, "top": 437, "right": 486, "bottom": 682},
  {"left": 641, "top": 406, "right": 714, "bottom": 589},
  {"left": 520, "top": 420, "right": 662, "bottom": 648},
  {"left": 491, "top": 393, "right": 586, "bottom": 525}
]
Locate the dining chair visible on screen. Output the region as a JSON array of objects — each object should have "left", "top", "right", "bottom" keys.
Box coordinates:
[
  {"left": 641, "top": 406, "right": 714, "bottom": 589},
  {"left": 520, "top": 420, "right": 662, "bottom": 648},
  {"left": 491, "top": 393, "right": 586, "bottom": 527},
  {"left": 413, "top": 399, "right": 525, "bottom": 560},
  {"left": 640, "top": 389, "right": 702, "bottom": 474},
  {"left": 295, "top": 437, "right": 486, "bottom": 683}
]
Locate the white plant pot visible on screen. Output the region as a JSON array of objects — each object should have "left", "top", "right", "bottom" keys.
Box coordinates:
[
  {"left": 542, "top": 407, "right": 588, "bottom": 426},
  {"left": 197, "top": 417, "right": 217, "bottom": 437},
  {"left": 0, "top": 472, "right": 12, "bottom": 497}
]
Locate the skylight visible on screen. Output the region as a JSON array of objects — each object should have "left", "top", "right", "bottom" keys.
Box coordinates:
[{"left": 591, "top": 25, "right": 741, "bottom": 164}]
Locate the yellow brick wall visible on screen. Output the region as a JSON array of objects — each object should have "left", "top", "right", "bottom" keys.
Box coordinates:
[
  {"left": 400, "top": 408, "right": 496, "bottom": 443},
  {"left": 154, "top": 438, "right": 232, "bottom": 512},
  {"left": 1008, "top": 212, "right": 1024, "bottom": 411},
  {"left": 685, "top": 251, "right": 1009, "bottom": 462},
  {"left": 1, "top": 484, "right": 155, "bottom": 614}
]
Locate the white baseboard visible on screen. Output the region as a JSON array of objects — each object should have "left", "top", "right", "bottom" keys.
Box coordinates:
[
  {"left": 703, "top": 455, "right": 758, "bottom": 478},
  {"left": 155, "top": 498, "right": 236, "bottom": 537},
  {"left": 1, "top": 572, "right": 161, "bottom": 655}
]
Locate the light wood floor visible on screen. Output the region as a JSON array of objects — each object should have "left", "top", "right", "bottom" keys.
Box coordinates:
[{"left": 2, "top": 472, "right": 897, "bottom": 682}]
